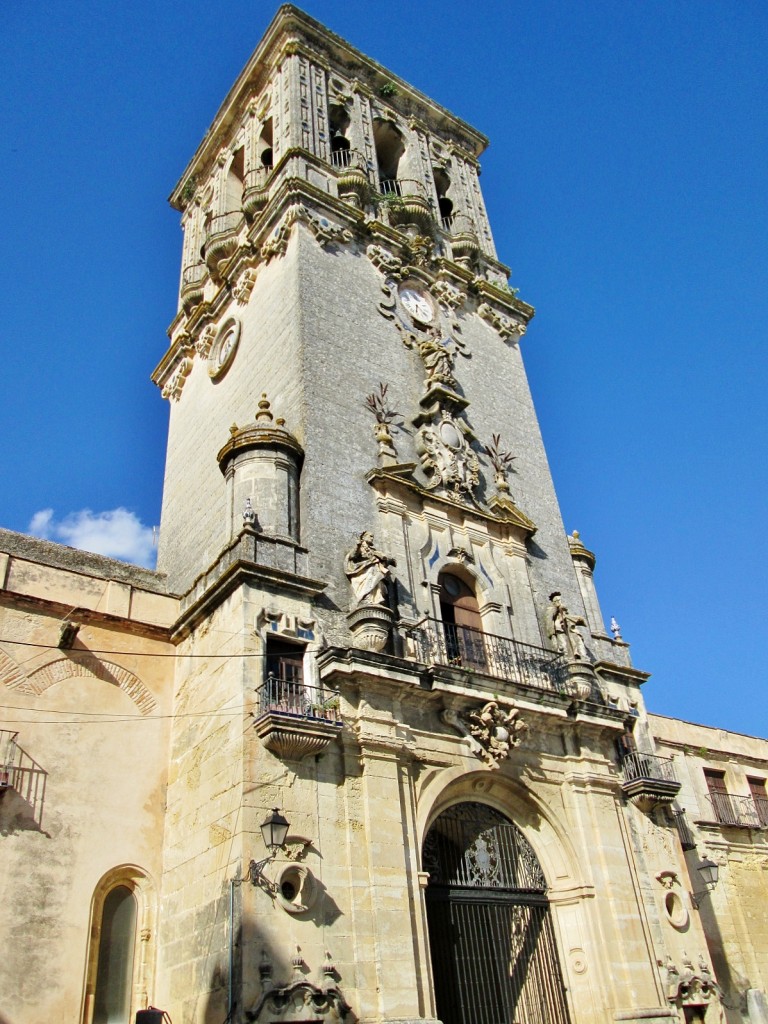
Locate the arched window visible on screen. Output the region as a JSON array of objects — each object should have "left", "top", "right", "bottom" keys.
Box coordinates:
[
  {"left": 372, "top": 119, "right": 404, "bottom": 191},
  {"left": 93, "top": 886, "right": 137, "bottom": 1024},
  {"left": 433, "top": 168, "right": 453, "bottom": 227},
  {"left": 225, "top": 147, "right": 245, "bottom": 213},
  {"left": 329, "top": 105, "right": 351, "bottom": 167},
  {"left": 259, "top": 119, "right": 274, "bottom": 170},
  {"left": 438, "top": 572, "right": 485, "bottom": 669}
]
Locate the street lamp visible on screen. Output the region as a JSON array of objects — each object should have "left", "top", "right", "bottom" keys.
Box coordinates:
[
  {"left": 249, "top": 808, "right": 290, "bottom": 891},
  {"left": 690, "top": 857, "right": 720, "bottom": 908}
]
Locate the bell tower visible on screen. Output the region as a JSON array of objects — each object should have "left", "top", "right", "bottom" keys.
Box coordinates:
[{"left": 149, "top": 9, "right": 698, "bottom": 1024}]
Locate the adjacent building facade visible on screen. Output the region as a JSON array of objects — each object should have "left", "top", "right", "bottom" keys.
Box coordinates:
[{"left": 1, "top": 7, "right": 766, "bottom": 1024}]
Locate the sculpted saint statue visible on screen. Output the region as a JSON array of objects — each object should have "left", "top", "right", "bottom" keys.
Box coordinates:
[
  {"left": 344, "top": 532, "right": 396, "bottom": 607},
  {"left": 545, "top": 591, "right": 588, "bottom": 660}
]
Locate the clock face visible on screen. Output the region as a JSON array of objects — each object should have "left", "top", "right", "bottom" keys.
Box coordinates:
[
  {"left": 399, "top": 286, "right": 434, "bottom": 325},
  {"left": 208, "top": 318, "right": 241, "bottom": 380}
]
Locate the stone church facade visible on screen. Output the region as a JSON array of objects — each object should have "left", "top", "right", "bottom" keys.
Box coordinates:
[{"left": 1, "top": 7, "right": 766, "bottom": 1024}]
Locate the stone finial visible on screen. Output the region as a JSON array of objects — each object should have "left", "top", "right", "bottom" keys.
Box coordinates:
[
  {"left": 610, "top": 616, "right": 623, "bottom": 640},
  {"left": 243, "top": 498, "right": 257, "bottom": 527},
  {"left": 364, "top": 383, "right": 399, "bottom": 464},
  {"left": 255, "top": 393, "right": 274, "bottom": 423}
]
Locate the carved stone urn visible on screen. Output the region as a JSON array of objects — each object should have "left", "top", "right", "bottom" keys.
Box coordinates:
[
  {"left": 347, "top": 603, "right": 393, "bottom": 652},
  {"left": 565, "top": 660, "right": 595, "bottom": 702}
]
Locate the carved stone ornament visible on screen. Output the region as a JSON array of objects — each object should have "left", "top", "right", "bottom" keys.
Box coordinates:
[
  {"left": 161, "top": 357, "right": 193, "bottom": 402},
  {"left": 432, "top": 278, "right": 466, "bottom": 311},
  {"left": 246, "top": 949, "right": 351, "bottom": 1024},
  {"left": 262, "top": 205, "right": 353, "bottom": 264},
  {"left": 233, "top": 266, "right": 258, "bottom": 304},
  {"left": 478, "top": 302, "right": 527, "bottom": 341},
  {"left": 661, "top": 954, "right": 720, "bottom": 1009},
  {"left": 364, "top": 383, "right": 400, "bottom": 465},
  {"left": 442, "top": 700, "right": 528, "bottom": 769},
  {"left": 366, "top": 244, "right": 404, "bottom": 279},
  {"left": 417, "top": 410, "right": 480, "bottom": 499},
  {"left": 195, "top": 323, "right": 217, "bottom": 359}
]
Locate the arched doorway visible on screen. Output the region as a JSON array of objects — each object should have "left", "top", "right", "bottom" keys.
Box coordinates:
[
  {"left": 438, "top": 572, "right": 486, "bottom": 670},
  {"left": 423, "top": 802, "right": 571, "bottom": 1024}
]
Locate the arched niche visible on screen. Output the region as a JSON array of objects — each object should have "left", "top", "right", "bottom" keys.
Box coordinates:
[{"left": 81, "top": 865, "right": 156, "bottom": 1024}]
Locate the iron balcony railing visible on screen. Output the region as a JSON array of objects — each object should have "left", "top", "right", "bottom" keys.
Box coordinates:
[
  {"left": 256, "top": 675, "right": 341, "bottom": 723},
  {"left": 705, "top": 791, "right": 768, "bottom": 829},
  {"left": 405, "top": 618, "right": 568, "bottom": 694},
  {"left": 0, "top": 730, "right": 19, "bottom": 788},
  {"left": 378, "top": 177, "right": 429, "bottom": 199},
  {"left": 622, "top": 751, "right": 679, "bottom": 785},
  {"left": 671, "top": 808, "right": 697, "bottom": 850}
]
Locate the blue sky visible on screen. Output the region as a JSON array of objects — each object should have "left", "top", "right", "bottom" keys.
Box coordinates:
[{"left": 2, "top": 2, "right": 766, "bottom": 737}]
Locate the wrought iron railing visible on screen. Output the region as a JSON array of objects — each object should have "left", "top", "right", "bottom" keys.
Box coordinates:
[
  {"left": 0, "top": 730, "right": 19, "bottom": 788},
  {"left": 378, "top": 177, "right": 428, "bottom": 199},
  {"left": 404, "top": 618, "right": 567, "bottom": 693},
  {"left": 622, "top": 751, "right": 679, "bottom": 785},
  {"left": 255, "top": 676, "right": 341, "bottom": 723},
  {"left": 671, "top": 808, "right": 697, "bottom": 850},
  {"left": 705, "top": 792, "right": 768, "bottom": 828},
  {"left": 331, "top": 148, "right": 354, "bottom": 168}
]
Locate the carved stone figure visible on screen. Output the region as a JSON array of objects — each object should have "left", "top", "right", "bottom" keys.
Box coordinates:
[
  {"left": 545, "top": 591, "right": 588, "bottom": 660},
  {"left": 418, "top": 330, "right": 457, "bottom": 388},
  {"left": 344, "top": 532, "right": 395, "bottom": 607}
]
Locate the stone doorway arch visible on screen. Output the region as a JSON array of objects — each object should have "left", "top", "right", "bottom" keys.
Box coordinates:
[{"left": 423, "top": 801, "right": 572, "bottom": 1024}]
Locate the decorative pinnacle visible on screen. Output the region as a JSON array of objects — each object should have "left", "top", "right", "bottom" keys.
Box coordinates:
[
  {"left": 255, "top": 393, "right": 274, "bottom": 423},
  {"left": 484, "top": 433, "right": 516, "bottom": 493},
  {"left": 364, "top": 382, "right": 399, "bottom": 425},
  {"left": 243, "top": 498, "right": 257, "bottom": 526},
  {"left": 610, "top": 617, "right": 623, "bottom": 641}
]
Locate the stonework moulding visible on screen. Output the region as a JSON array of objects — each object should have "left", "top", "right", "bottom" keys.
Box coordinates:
[
  {"left": 232, "top": 265, "right": 258, "bottom": 304},
  {"left": 160, "top": 356, "right": 193, "bottom": 402},
  {"left": 478, "top": 301, "right": 527, "bottom": 342}
]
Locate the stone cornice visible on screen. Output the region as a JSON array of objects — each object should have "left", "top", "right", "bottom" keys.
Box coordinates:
[{"left": 367, "top": 467, "right": 537, "bottom": 538}]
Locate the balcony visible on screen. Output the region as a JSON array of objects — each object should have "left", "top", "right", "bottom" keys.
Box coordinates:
[
  {"left": 704, "top": 792, "right": 768, "bottom": 829},
  {"left": 253, "top": 676, "right": 342, "bottom": 760},
  {"left": 242, "top": 166, "right": 272, "bottom": 220},
  {"left": 180, "top": 262, "right": 207, "bottom": 311},
  {"left": 377, "top": 178, "right": 434, "bottom": 230},
  {"left": 404, "top": 618, "right": 568, "bottom": 695},
  {"left": 621, "top": 751, "right": 681, "bottom": 810},
  {"left": 201, "top": 211, "right": 245, "bottom": 277}
]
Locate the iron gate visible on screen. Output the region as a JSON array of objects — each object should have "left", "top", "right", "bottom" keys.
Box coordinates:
[{"left": 423, "top": 803, "right": 572, "bottom": 1024}]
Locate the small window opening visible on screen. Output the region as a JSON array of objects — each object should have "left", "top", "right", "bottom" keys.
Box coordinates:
[
  {"left": 329, "top": 105, "right": 351, "bottom": 166},
  {"left": 225, "top": 147, "right": 244, "bottom": 213},
  {"left": 748, "top": 777, "right": 768, "bottom": 826},
  {"left": 259, "top": 118, "right": 274, "bottom": 170},
  {"left": 433, "top": 168, "right": 453, "bottom": 226},
  {"left": 373, "top": 118, "right": 404, "bottom": 189}
]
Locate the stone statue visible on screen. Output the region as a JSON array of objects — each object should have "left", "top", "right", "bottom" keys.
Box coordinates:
[
  {"left": 545, "top": 591, "right": 588, "bottom": 660},
  {"left": 418, "top": 330, "right": 456, "bottom": 387},
  {"left": 344, "top": 532, "right": 395, "bottom": 607}
]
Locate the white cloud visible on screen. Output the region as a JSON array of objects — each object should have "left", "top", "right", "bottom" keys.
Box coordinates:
[{"left": 28, "top": 507, "right": 157, "bottom": 569}]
